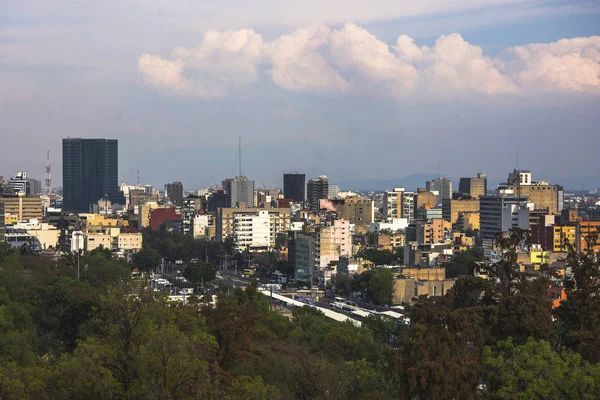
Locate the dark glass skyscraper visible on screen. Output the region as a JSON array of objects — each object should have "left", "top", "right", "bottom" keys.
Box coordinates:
[
  {"left": 283, "top": 173, "right": 305, "bottom": 203},
  {"left": 62, "top": 138, "right": 123, "bottom": 212}
]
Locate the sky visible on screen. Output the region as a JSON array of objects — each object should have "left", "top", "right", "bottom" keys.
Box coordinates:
[{"left": 1, "top": 0, "right": 599, "bottom": 190}]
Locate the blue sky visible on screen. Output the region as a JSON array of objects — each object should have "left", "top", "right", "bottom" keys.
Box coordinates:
[{"left": 1, "top": 0, "right": 599, "bottom": 189}]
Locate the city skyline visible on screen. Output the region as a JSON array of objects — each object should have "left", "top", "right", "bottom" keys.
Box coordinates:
[{"left": 2, "top": 1, "right": 599, "bottom": 188}]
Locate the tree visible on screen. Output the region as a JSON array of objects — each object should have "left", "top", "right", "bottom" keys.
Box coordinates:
[
  {"left": 484, "top": 337, "right": 600, "bottom": 399},
  {"left": 183, "top": 261, "right": 217, "bottom": 291},
  {"left": 367, "top": 269, "right": 395, "bottom": 306},
  {"left": 132, "top": 247, "right": 161, "bottom": 272},
  {"left": 555, "top": 230, "right": 600, "bottom": 362}
]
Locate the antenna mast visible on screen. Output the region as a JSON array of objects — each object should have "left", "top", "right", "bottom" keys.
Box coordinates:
[
  {"left": 45, "top": 150, "right": 51, "bottom": 196},
  {"left": 238, "top": 134, "right": 242, "bottom": 177}
]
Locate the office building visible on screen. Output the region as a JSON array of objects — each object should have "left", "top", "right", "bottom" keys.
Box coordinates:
[
  {"left": 458, "top": 173, "right": 487, "bottom": 198},
  {"left": 479, "top": 195, "right": 530, "bottom": 252},
  {"left": 283, "top": 173, "right": 306, "bottom": 203},
  {"left": 328, "top": 185, "right": 340, "bottom": 199},
  {"left": 62, "top": 138, "right": 123, "bottom": 212},
  {"left": 225, "top": 176, "right": 255, "bottom": 208},
  {"left": 426, "top": 177, "right": 453, "bottom": 205},
  {"left": 8, "top": 172, "right": 41, "bottom": 196},
  {"left": 164, "top": 182, "right": 184, "bottom": 207},
  {"left": 288, "top": 230, "right": 317, "bottom": 283},
  {"left": 307, "top": 175, "right": 329, "bottom": 214}
]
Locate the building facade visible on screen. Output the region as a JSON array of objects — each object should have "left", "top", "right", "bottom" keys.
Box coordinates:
[
  {"left": 283, "top": 173, "right": 305, "bottom": 203},
  {"left": 479, "top": 195, "right": 530, "bottom": 252},
  {"left": 426, "top": 177, "right": 453, "bottom": 205},
  {"left": 307, "top": 176, "right": 329, "bottom": 214},
  {"left": 164, "top": 181, "right": 184, "bottom": 207},
  {"left": 62, "top": 138, "right": 123, "bottom": 212},
  {"left": 458, "top": 173, "right": 487, "bottom": 198},
  {"left": 216, "top": 207, "right": 291, "bottom": 245},
  {"left": 225, "top": 176, "right": 255, "bottom": 208}
]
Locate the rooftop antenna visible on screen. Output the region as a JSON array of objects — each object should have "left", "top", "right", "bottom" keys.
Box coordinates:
[
  {"left": 45, "top": 150, "right": 51, "bottom": 196},
  {"left": 137, "top": 169, "right": 140, "bottom": 186},
  {"left": 516, "top": 151, "right": 519, "bottom": 170},
  {"left": 437, "top": 162, "right": 441, "bottom": 179},
  {"left": 238, "top": 134, "right": 242, "bottom": 177}
]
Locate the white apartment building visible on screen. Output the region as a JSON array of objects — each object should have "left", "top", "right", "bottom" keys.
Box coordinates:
[
  {"left": 192, "top": 215, "right": 210, "bottom": 238},
  {"left": 233, "top": 210, "right": 271, "bottom": 251}
]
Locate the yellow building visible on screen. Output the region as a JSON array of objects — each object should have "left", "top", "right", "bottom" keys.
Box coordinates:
[
  {"left": 553, "top": 225, "right": 576, "bottom": 252},
  {"left": 456, "top": 211, "right": 480, "bottom": 231},
  {"left": 393, "top": 277, "right": 455, "bottom": 304},
  {"left": 0, "top": 195, "right": 43, "bottom": 223},
  {"left": 442, "top": 199, "right": 479, "bottom": 225}
]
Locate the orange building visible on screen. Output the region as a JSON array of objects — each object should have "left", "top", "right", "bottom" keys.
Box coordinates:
[
  {"left": 547, "top": 285, "right": 566, "bottom": 309},
  {"left": 578, "top": 221, "right": 600, "bottom": 254}
]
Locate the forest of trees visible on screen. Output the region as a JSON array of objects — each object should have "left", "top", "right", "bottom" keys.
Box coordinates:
[{"left": 0, "top": 228, "right": 599, "bottom": 399}]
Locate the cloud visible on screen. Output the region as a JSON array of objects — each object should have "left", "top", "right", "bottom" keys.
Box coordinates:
[
  {"left": 497, "top": 36, "right": 600, "bottom": 93},
  {"left": 138, "top": 29, "right": 264, "bottom": 97},
  {"left": 139, "top": 24, "right": 600, "bottom": 98},
  {"left": 265, "top": 26, "right": 349, "bottom": 92}
]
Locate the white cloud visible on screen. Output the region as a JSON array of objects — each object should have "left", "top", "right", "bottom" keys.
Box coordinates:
[
  {"left": 265, "top": 26, "right": 349, "bottom": 92},
  {"left": 418, "top": 33, "right": 518, "bottom": 94},
  {"left": 497, "top": 36, "right": 600, "bottom": 93},
  {"left": 138, "top": 29, "right": 264, "bottom": 97},
  {"left": 139, "top": 25, "right": 600, "bottom": 98}
]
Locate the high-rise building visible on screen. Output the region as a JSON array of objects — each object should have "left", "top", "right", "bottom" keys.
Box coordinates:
[
  {"left": 283, "top": 173, "right": 305, "bottom": 203},
  {"left": 426, "top": 177, "right": 453, "bottom": 205},
  {"left": 501, "top": 170, "right": 563, "bottom": 214},
  {"left": 307, "top": 175, "right": 329, "bottom": 214},
  {"left": 383, "top": 188, "right": 415, "bottom": 222},
  {"left": 225, "top": 176, "right": 255, "bottom": 208},
  {"left": 458, "top": 173, "right": 487, "bottom": 199},
  {"left": 479, "top": 195, "right": 530, "bottom": 253},
  {"left": 62, "top": 138, "right": 123, "bottom": 212},
  {"left": 164, "top": 181, "right": 184, "bottom": 207}
]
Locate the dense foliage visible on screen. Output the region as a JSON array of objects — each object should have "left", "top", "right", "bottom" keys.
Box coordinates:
[{"left": 0, "top": 228, "right": 599, "bottom": 399}]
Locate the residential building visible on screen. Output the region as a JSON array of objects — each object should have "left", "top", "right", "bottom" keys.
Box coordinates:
[
  {"left": 307, "top": 175, "right": 329, "bottom": 214},
  {"left": 232, "top": 210, "right": 272, "bottom": 251},
  {"left": 455, "top": 212, "right": 480, "bottom": 231},
  {"left": 164, "top": 181, "right": 184, "bottom": 207},
  {"left": 62, "top": 138, "right": 123, "bottom": 212},
  {"left": 406, "top": 219, "right": 452, "bottom": 245},
  {"left": 225, "top": 176, "right": 255, "bottom": 208},
  {"left": 192, "top": 214, "right": 211, "bottom": 238},
  {"left": 369, "top": 218, "right": 409, "bottom": 234},
  {"left": 442, "top": 198, "right": 480, "bottom": 225},
  {"left": 0, "top": 194, "right": 43, "bottom": 224},
  {"left": 458, "top": 173, "right": 487, "bottom": 199},
  {"left": 334, "top": 196, "right": 375, "bottom": 228},
  {"left": 393, "top": 277, "right": 455, "bottom": 304},
  {"left": 318, "top": 219, "right": 353, "bottom": 269},
  {"left": 150, "top": 208, "right": 181, "bottom": 231},
  {"left": 0, "top": 200, "right": 5, "bottom": 241},
  {"left": 328, "top": 185, "right": 340, "bottom": 199},
  {"left": 577, "top": 221, "right": 600, "bottom": 254},
  {"left": 288, "top": 230, "right": 317, "bottom": 283},
  {"left": 283, "top": 173, "right": 305, "bottom": 202},
  {"left": 479, "top": 195, "right": 530, "bottom": 253},
  {"left": 216, "top": 207, "right": 291, "bottom": 245},
  {"left": 10, "top": 219, "right": 59, "bottom": 249},
  {"left": 181, "top": 196, "right": 205, "bottom": 235},
  {"left": 383, "top": 189, "right": 403, "bottom": 219},
  {"left": 414, "top": 189, "right": 436, "bottom": 213},
  {"left": 426, "top": 177, "right": 453, "bottom": 205}
]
